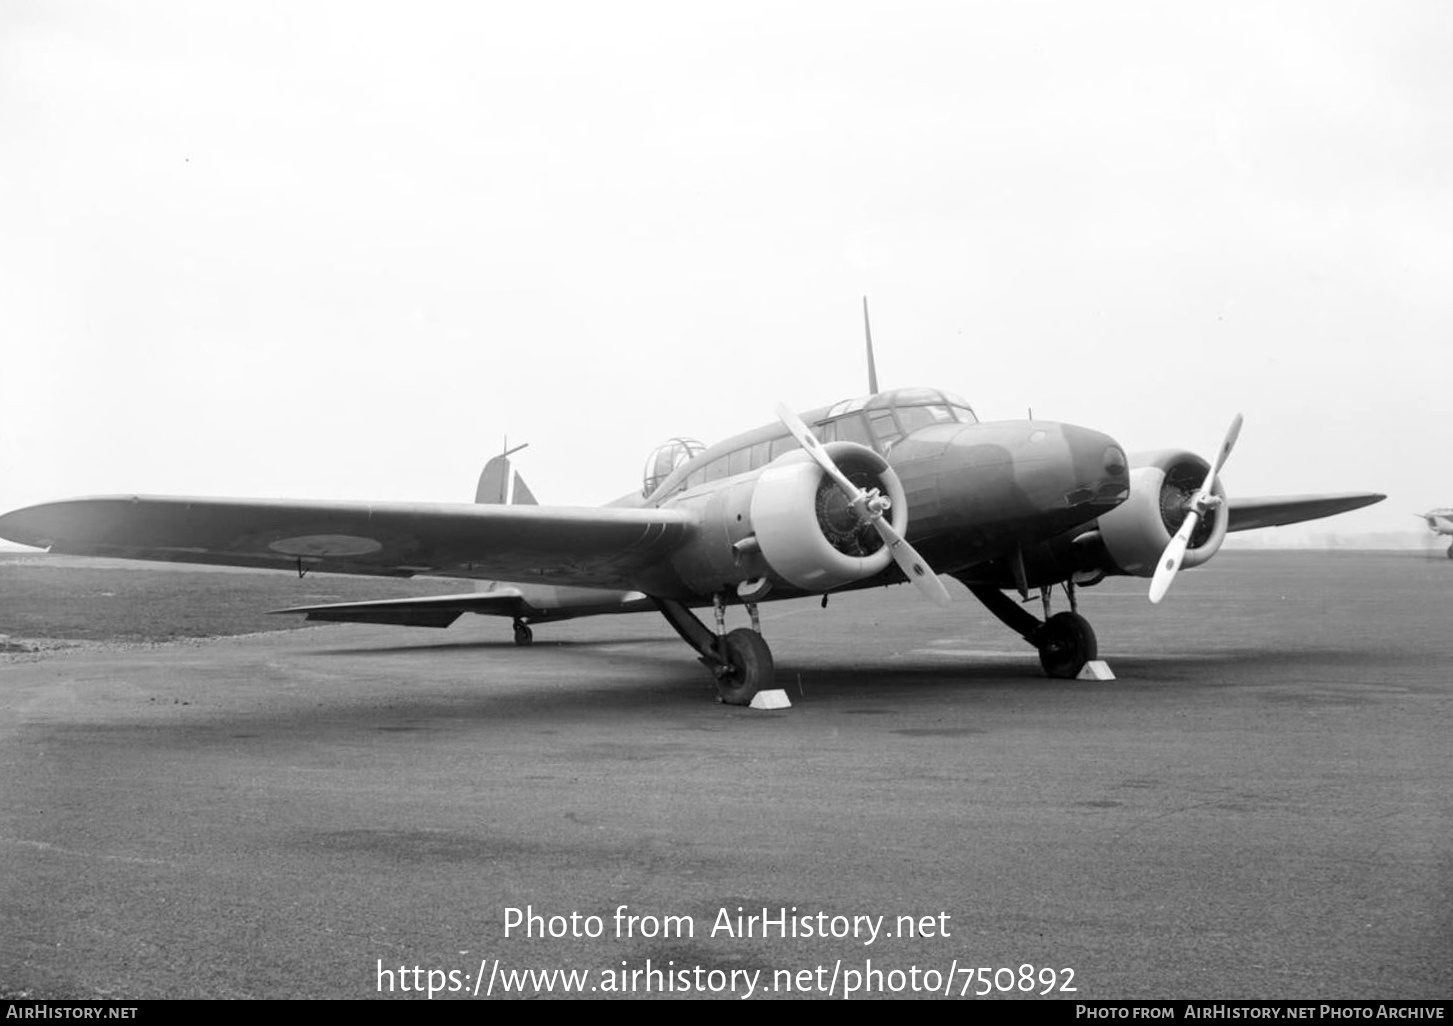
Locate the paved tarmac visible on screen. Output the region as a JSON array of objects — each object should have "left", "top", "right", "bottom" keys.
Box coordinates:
[{"left": 2, "top": 551, "right": 1449, "bottom": 999}]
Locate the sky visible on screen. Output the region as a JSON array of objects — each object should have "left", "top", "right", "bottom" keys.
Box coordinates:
[{"left": 1, "top": 1, "right": 1449, "bottom": 548}]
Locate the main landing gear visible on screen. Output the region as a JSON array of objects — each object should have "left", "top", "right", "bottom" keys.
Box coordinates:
[
  {"left": 651, "top": 595, "right": 775, "bottom": 706},
  {"left": 967, "top": 581, "right": 1098, "bottom": 679},
  {"left": 512, "top": 618, "right": 534, "bottom": 646}
]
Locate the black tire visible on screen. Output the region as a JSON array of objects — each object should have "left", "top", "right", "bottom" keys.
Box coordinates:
[
  {"left": 715, "top": 628, "right": 775, "bottom": 705},
  {"left": 1446, "top": 543, "right": 1453, "bottom": 560},
  {"left": 513, "top": 622, "right": 534, "bottom": 647},
  {"left": 1036, "top": 611, "right": 1098, "bottom": 679}
]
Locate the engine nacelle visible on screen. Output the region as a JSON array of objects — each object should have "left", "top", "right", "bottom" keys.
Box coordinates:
[
  {"left": 665, "top": 442, "right": 909, "bottom": 596},
  {"left": 750, "top": 443, "right": 909, "bottom": 592},
  {"left": 1095, "top": 450, "right": 1229, "bottom": 577}
]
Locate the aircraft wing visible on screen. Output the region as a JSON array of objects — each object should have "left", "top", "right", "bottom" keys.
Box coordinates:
[
  {"left": 0, "top": 496, "right": 696, "bottom": 591},
  {"left": 1227, "top": 492, "right": 1385, "bottom": 533}
]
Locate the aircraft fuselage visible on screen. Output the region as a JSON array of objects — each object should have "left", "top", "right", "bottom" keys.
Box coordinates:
[{"left": 630, "top": 406, "right": 1127, "bottom": 602}]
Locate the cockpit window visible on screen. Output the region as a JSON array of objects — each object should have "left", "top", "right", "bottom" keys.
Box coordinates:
[
  {"left": 868, "top": 409, "right": 898, "bottom": 446},
  {"left": 826, "top": 396, "right": 870, "bottom": 418},
  {"left": 883, "top": 386, "right": 941, "bottom": 406},
  {"left": 661, "top": 388, "right": 977, "bottom": 495},
  {"left": 896, "top": 404, "right": 956, "bottom": 434},
  {"left": 938, "top": 390, "right": 978, "bottom": 423},
  {"left": 816, "top": 388, "right": 977, "bottom": 453}
]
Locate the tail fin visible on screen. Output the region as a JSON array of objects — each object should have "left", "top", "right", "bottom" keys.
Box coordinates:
[
  {"left": 475, "top": 443, "right": 537, "bottom": 505},
  {"left": 474, "top": 444, "right": 537, "bottom": 596}
]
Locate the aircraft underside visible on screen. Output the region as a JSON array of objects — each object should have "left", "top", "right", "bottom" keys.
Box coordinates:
[{"left": 632, "top": 580, "right": 1100, "bottom": 704}]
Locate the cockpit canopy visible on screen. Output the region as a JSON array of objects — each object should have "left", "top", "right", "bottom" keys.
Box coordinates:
[
  {"left": 643, "top": 437, "right": 706, "bottom": 497},
  {"left": 817, "top": 387, "right": 977, "bottom": 446},
  {"left": 646, "top": 388, "right": 979, "bottom": 499}
]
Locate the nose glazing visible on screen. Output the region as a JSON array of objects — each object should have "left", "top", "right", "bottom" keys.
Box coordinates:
[{"left": 1061, "top": 425, "right": 1129, "bottom": 508}]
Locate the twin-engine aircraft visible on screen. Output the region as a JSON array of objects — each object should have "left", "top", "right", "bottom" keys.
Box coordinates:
[
  {"left": 1419, "top": 508, "right": 1453, "bottom": 557},
  {"left": 0, "top": 365, "right": 1384, "bottom": 705}
]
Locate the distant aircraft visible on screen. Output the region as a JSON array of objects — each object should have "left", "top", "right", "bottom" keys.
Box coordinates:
[
  {"left": 0, "top": 319, "right": 1385, "bottom": 704},
  {"left": 1418, "top": 508, "right": 1453, "bottom": 558}
]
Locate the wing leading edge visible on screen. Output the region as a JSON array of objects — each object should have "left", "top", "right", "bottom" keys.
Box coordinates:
[
  {"left": 0, "top": 496, "right": 696, "bottom": 591},
  {"left": 1227, "top": 492, "right": 1385, "bottom": 533}
]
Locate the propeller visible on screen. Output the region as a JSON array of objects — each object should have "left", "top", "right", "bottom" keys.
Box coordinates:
[
  {"left": 776, "top": 404, "right": 952, "bottom": 606},
  {"left": 1148, "top": 413, "right": 1243, "bottom": 604}
]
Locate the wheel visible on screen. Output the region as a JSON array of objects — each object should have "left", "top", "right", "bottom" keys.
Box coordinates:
[
  {"left": 1446, "top": 542, "right": 1453, "bottom": 560},
  {"left": 1036, "top": 611, "right": 1097, "bottom": 679},
  {"left": 713, "top": 628, "right": 775, "bottom": 706},
  {"left": 512, "top": 621, "right": 534, "bottom": 646}
]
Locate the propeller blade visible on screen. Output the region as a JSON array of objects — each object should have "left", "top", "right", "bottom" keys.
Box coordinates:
[
  {"left": 1149, "top": 413, "right": 1242, "bottom": 604},
  {"left": 775, "top": 404, "right": 865, "bottom": 501},
  {"left": 871, "top": 514, "right": 954, "bottom": 606},
  {"left": 1148, "top": 509, "right": 1201, "bottom": 604},
  {"left": 1198, "top": 413, "right": 1242, "bottom": 502},
  {"left": 775, "top": 403, "right": 951, "bottom": 606}
]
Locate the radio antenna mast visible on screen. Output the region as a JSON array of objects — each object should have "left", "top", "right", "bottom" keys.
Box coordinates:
[{"left": 862, "top": 296, "right": 879, "bottom": 394}]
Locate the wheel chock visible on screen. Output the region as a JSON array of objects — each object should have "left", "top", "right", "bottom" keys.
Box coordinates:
[
  {"left": 749, "top": 689, "right": 792, "bottom": 710},
  {"left": 1077, "top": 660, "right": 1115, "bottom": 681}
]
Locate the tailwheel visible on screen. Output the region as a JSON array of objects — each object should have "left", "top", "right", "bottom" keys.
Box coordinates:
[
  {"left": 1035, "top": 612, "right": 1097, "bottom": 679},
  {"left": 713, "top": 628, "right": 775, "bottom": 706},
  {"left": 512, "top": 619, "right": 534, "bottom": 647}
]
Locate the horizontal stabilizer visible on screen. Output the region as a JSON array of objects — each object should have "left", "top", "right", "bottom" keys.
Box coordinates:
[
  {"left": 273, "top": 589, "right": 528, "bottom": 628},
  {"left": 1228, "top": 492, "right": 1385, "bottom": 533}
]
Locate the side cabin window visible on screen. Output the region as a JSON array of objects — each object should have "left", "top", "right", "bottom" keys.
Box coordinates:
[
  {"left": 704, "top": 457, "right": 730, "bottom": 483},
  {"left": 679, "top": 434, "right": 798, "bottom": 491}
]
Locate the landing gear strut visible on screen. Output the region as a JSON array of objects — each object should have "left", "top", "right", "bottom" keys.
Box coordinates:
[
  {"left": 512, "top": 619, "right": 534, "bottom": 646},
  {"left": 966, "top": 581, "right": 1098, "bottom": 679},
  {"left": 651, "top": 596, "right": 776, "bottom": 705}
]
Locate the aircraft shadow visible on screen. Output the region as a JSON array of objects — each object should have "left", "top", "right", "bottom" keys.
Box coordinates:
[
  {"left": 34, "top": 638, "right": 1419, "bottom": 763},
  {"left": 40, "top": 625, "right": 1405, "bottom": 756}
]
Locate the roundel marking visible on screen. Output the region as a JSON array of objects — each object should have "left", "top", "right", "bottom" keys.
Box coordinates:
[{"left": 268, "top": 534, "right": 383, "bottom": 557}]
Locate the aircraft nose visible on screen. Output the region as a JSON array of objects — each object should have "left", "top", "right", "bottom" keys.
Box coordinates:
[
  {"left": 942, "top": 420, "right": 1129, "bottom": 529},
  {"left": 1059, "top": 424, "right": 1130, "bottom": 510}
]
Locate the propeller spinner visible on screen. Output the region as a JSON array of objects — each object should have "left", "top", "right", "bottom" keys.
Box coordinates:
[
  {"left": 776, "top": 404, "right": 952, "bottom": 606},
  {"left": 1148, "top": 413, "right": 1243, "bottom": 604}
]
